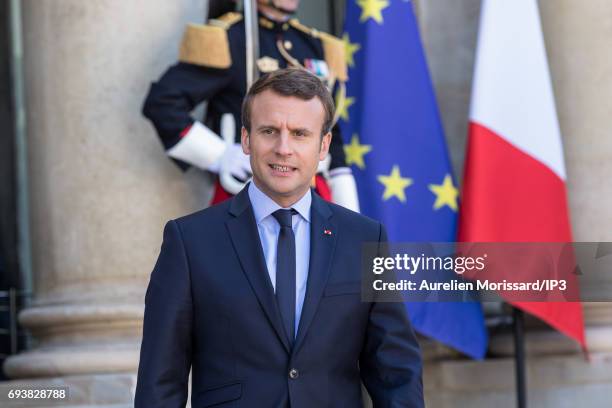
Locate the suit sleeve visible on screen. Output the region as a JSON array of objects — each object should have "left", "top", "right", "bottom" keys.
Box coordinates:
[
  {"left": 142, "top": 62, "right": 233, "bottom": 157},
  {"left": 135, "top": 220, "right": 193, "bottom": 408},
  {"left": 360, "top": 223, "right": 424, "bottom": 408}
]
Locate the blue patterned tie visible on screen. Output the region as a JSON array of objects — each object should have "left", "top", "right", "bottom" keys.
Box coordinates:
[{"left": 272, "top": 208, "right": 297, "bottom": 345}]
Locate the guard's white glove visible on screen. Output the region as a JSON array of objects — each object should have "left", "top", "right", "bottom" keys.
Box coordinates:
[
  {"left": 208, "top": 143, "right": 252, "bottom": 180},
  {"left": 218, "top": 113, "right": 251, "bottom": 194},
  {"left": 166, "top": 114, "right": 252, "bottom": 181}
]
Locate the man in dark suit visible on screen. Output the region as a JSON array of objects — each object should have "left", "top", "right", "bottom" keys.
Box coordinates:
[{"left": 135, "top": 68, "right": 423, "bottom": 407}]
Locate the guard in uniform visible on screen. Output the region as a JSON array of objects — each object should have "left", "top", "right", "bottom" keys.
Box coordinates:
[{"left": 142, "top": 1, "right": 360, "bottom": 210}]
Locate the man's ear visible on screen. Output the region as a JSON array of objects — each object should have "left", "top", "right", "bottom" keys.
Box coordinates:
[
  {"left": 319, "top": 131, "right": 332, "bottom": 161},
  {"left": 241, "top": 126, "right": 250, "bottom": 154}
]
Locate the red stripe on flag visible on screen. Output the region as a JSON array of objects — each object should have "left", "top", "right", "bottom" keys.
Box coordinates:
[
  {"left": 514, "top": 301, "right": 585, "bottom": 347},
  {"left": 459, "top": 122, "right": 572, "bottom": 242},
  {"left": 459, "top": 121, "right": 585, "bottom": 347}
]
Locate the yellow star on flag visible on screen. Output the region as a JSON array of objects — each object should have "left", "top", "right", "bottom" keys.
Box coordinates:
[
  {"left": 428, "top": 174, "right": 458, "bottom": 211},
  {"left": 342, "top": 33, "right": 361, "bottom": 67},
  {"left": 335, "top": 87, "right": 355, "bottom": 122},
  {"left": 357, "top": 0, "right": 390, "bottom": 24},
  {"left": 378, "top": 165, "right": 413, "bottom": 203},
  {"left": 344, "top": 134, "right": 372, "bottom": 169}
]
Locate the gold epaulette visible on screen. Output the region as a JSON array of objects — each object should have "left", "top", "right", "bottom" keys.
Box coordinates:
[
  {"left": 212, "top": 12, "right": 243, "bottom": 29},
  {"left": 319, "top": 32, "right": 348, "bottom": 82},
  {"left": 288, "top": 19, "right": 348, "bottom": 82},
  {"left": 179, "top": 13, "right": 243, "bottom": 69},
  {"left": 288, "top": 18, "right": 317, "bottom": 37}
]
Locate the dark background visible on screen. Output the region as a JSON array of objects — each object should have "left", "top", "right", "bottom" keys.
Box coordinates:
[
  {"left": 1, "top": 0, "right": 23, "bottom": 380},
  {"left": 1, "top": 0, "right": 19, "bottom": 289}
]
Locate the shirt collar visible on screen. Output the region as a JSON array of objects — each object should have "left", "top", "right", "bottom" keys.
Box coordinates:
[{"left": 248, "top": 181, "right": 311, "bottom": 224}]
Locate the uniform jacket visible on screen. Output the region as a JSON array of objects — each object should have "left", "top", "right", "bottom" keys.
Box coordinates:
[{"left": 142, "top": 13, "right": 348, "bottom": 172}]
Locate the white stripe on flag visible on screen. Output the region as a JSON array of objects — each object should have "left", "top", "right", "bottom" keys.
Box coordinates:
[{"left": 470, "top": 0, "right": 567, "bottom": 181}]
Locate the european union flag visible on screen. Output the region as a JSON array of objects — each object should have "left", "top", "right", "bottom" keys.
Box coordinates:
[{"left": 339, "top": 0, "right": 488, "bottom": 359}]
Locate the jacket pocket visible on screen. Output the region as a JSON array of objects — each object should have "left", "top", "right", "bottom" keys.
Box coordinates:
[
  {"left": 199, "top": 381, "right": 242, "bottom": 407},
  {"left": 323, "top": 281, "right": 361, "bottom": 297}
]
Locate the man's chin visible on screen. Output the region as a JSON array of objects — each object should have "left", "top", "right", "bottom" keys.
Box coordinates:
[
  {"left": 274, "top": 1, "right": 299, "bottom": 13},
  {"left": 268, "top": 184, "right": 299, "bottom": 197},
  {"left": 261, "top": 181, "right": 309, "bottom": 200}
]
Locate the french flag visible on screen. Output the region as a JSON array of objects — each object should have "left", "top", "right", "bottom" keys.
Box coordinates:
[{"left": 458, "top": 0, "right": 586, "bottom": 347}]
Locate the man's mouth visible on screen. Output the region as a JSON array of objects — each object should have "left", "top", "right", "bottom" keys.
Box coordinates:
[{"left": 269, "top": 164, "right": 297, "bottom": 173}]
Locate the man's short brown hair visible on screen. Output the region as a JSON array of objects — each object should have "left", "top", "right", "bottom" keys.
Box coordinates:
[{"left": 241, "top": 68, "right": 335, "bottom": 136}]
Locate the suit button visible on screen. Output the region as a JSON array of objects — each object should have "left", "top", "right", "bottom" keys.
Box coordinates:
[{"left": 289, "top": 368, "right": 299, "bottom": 379}]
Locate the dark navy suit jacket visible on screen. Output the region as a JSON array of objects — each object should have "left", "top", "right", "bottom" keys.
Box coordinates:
[{"left": 135, "top": 185, "right": 423, "bottom": 407}]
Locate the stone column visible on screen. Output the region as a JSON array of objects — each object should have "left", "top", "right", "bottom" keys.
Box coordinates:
[{"left": 3, "top": 0, "right": 208, "bottom": 403}]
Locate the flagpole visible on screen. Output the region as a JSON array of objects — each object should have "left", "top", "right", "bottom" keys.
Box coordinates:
[{"left": 513, "top": 307, "right": 527, "bottom": 408}]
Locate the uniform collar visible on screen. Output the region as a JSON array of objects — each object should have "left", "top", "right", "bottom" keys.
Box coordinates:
[{"left": 258, "top": 13, "right": 290, "bottom": 32}]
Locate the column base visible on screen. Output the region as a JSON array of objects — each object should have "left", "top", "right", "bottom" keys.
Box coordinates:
[
  {"left": 424, "top": 352, "right": 612, "bottom": 407},
  {"left": 3, "top": 343, "right": 140, "bottom": 379},
  {"left": 0, "top": 373, "right": 136, "bottom": 407},
  {"left": 489, "top": 325, "right": 612, "bottom": 357},
  {"left": 3, "top": 303, "right": 143, "bottom": 379}
]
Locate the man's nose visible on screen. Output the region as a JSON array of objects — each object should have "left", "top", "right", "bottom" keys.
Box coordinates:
[{"left": 274, "top": 131, "right": 293, "bottom": 156}]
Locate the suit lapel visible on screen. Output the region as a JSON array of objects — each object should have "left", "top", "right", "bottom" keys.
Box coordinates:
[
  {"left": 293, "top": 191, "right": 337, "bottom": 354},
  {"left": 226, "top": 186, "right": 290, "bottom": 352}
]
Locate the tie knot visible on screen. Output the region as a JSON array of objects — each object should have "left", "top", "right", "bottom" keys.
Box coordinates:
[{"left": 272, "top": 209, "right": 296, "bottom": 228}]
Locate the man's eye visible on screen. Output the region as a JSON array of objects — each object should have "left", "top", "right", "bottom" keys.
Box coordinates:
[
  {"left": 263, "top": 129, "right": 274, "bottom": 135},
  {"left": 295, "top": 131, "right": 306, "bottom": 137}
]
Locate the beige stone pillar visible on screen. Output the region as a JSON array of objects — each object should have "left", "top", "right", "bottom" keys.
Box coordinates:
[{"left": 3, "top": 0, "right": 208, "bottom": 392}]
